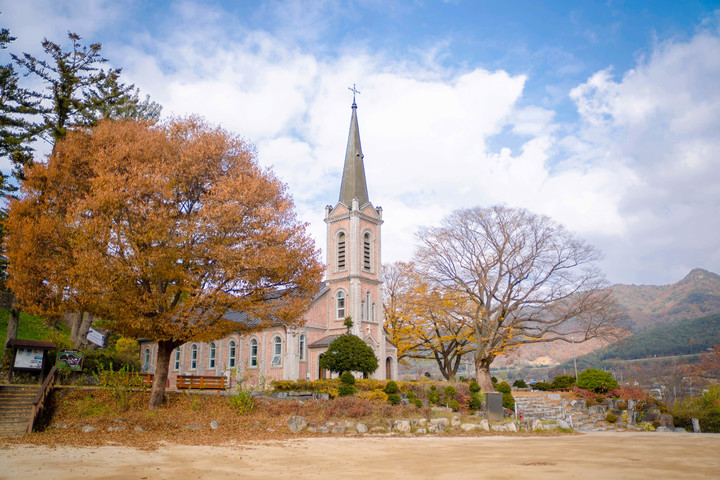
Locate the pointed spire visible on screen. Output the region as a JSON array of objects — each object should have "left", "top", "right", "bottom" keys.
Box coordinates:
[{"left": 338, "top": 100, "right": 369, "bottom": 207}]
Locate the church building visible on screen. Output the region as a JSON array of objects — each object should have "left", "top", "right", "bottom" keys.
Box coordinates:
[{"left": 139, "top": 100, "right": 398, "bottom": 387}]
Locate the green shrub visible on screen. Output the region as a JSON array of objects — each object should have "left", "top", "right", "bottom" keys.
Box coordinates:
[
  {"left": 387, "top": 393, "right": 401, "bottom": 405},
  {"left": 383, "top": 380, "right": 399, "bottom": 394},
  {"left": 319, "top": 333, "right": 379, "bottom": 376},
  {"left": 606, "top": 413, "right": 618, "bottom": 423},
  {"left": 469, "top": 393, "right": 483, "bottom": 412},
  {"left": 491, "top": 376, "right": 498, "bottom": 384},
  {"left": 428, "top": 391, "right": 441, "bottom": 405},
  {"left": 406, "top": 391, "right": 417, "bottom": 401},
  {"left": 496, "top": 381, "right": 511, "bottom": 394},
  {"left": 502, "top": 392, "right": 515, "bottom": 410},
  {"left": 469, "top": 381, "right": 481, "bottom": 394},
  {"left": 448, "top": 400, "right": 460, "bottom": 412},
  {"left": 577, "top": 369, "right": 618, "bottom": 393},
  {"left": 533, "top": 381, "right": 552, "bottom": 391},
  {"left": 429, "top": 385, "right": 437, "bottom": 391},
  {"left": 512, "top": 379, "right": 528, "bottom": 388},
  {"left": 444, "top": 385, "right": 457, "bottom": 399},
  {"left": 230, "top": 390, "right": 255, "bottom": 414},
  {"left": 413, "top": 398, "right": 423, "bottom": 408},
  {"left": 338, "top": 384, "right": 356, "bottom": 397},
  {"left": 340, "top": 371, "right": 356, "bottom": 385},
  {"left": 550, "top": 375, "right": 576, "bottom": 390}
]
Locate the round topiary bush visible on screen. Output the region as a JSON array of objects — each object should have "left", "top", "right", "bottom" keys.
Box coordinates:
[
  {"left": 496, "top": 381, "right": 512, "bottom": 394},
  {"left": 338, "top": 384, "right": 356, "bottom": 397},
  {"left": 413, "top": 398, "right": 423, "bottom": 409},
  {"left": 469, "top": 393, "right": 483, "bottom": 412},
  {"left": 502, "top": 392, "right": 515, "bottom": 410},
  {"left": 340, "top": 371, "right": 356, "bottom": 385},
  {"left": 383, "top": 380, "right": 399, "bottom": 394},
  {"left": 444, "top": 385, "right": 457, "bottom": 399},
  {"left": 428, "top": 391, "right": 441, "bottom": 405},
  {"left": 469, "top": 380, "right": 481, "bottom": 394},
  {"left": 387, "top": 393, "right": 401, "bottom": 405},
  {"left": 448, "top": 400, "right": 460, "bottom": 412},
  {"left": 512, "top": 379, "right": 528, "bottom": 389},
  {"left": 606, "top": 413, "right": 618, "bottom": 423},
  {"left": 406, "top": 391, "right": 417, "bottom": 401},
  {"left": 577, "top": 369, "right": 618, "bottom": 393},
  {"left": 533, "top": 381, "right": 552, "bottom": 391},
  {"left": 550, "top": 375, "right": 576, "bottom": 390}
]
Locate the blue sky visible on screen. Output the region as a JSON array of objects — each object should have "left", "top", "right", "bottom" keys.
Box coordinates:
[{"left": 3, "top": 0, "right": 720, "bottom": 285}]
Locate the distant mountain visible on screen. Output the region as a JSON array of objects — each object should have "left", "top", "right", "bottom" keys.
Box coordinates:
[
  {"left": 498, "top": 268, "right": 720, "bottom": 368},
  {"left": 612, "top": 268, "right": 720, "bottom": 331}
]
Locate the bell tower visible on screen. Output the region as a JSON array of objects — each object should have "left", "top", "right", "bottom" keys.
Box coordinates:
[{"left": 324, "top": 98, "right": 387, "bottom": 377}]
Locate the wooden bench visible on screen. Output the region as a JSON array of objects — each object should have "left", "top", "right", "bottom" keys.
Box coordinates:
[{"left": 176, "top": 375, "right": 226, "bottom": 391}]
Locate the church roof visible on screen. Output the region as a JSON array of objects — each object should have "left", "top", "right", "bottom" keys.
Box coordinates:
[
  {"left": 308, "top": 334, "right": 343, "bottom": 348},
  {"left": 338, "top": 101, "right": 369, "bottom": 207}
]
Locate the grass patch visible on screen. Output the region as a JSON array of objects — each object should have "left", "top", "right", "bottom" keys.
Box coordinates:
[{"left": 0, "top": 308, "right": 71, "bottom": 357}]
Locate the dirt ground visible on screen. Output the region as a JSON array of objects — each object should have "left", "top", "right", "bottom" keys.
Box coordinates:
[{"left": 1, "top": 432, "right": 718, "bottom": 480}]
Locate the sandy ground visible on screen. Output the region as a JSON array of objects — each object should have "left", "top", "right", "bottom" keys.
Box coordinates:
[{"left": 1, "top": 432, "right": 719, "bottom": 479}]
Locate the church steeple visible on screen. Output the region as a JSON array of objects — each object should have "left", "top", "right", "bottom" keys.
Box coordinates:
[{"left": 338, "top": 100, "right": 369, "bottom": 207}]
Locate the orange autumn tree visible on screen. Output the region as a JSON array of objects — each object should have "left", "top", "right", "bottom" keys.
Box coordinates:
[
  {"left": 5, "top": 117, "right": 323, "bottom": 408},
  {"left": 384, "top": 261, "right": 474, "bottom": 379},
  {"left": 415, "top": 205, "right": 621, "bottom": 392}
]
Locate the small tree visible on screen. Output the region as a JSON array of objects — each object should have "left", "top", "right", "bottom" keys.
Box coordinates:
[
  {"left": 319, "top": 333, "right": 378, "bottom": 377},
  {"left": 577, "top": 369, "right": 618, "bottom": 393}
]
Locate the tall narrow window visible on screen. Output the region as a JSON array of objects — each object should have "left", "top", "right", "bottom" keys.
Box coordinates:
[
  {"left": 272, "top": 337, "right": 282, "bottom": 366},
  {"left": 191, "top": 344, "right": 198, "bottom": 369},
  {"left": 299, "top": 334, "right": 306, "bottom": 361},
  {"left": 363, "top": 232, "right": 371, "bottom": 271},
  {"left": 173, "top": 349, "right": 180, "bottom": 370},
  {"left": 208, "top": 342, "right": 216, "bottom": 368},
  {"left": 372, "top": 303, "right": 376, "bottom": 322},
  {"left": 337, "top": 232, "right": 346, "bottom": 269},
  {"left": 336, "top": 291, "right": 346, "bottom": 319},
  {"left": 143, "top": 348, "right": 151, "bottom": 371},
  {"left": 249, "top": 339, "right": 258, "bottom": 367},
  {"left": 366, "top": 291, "right": 371, "bottom": 320},
  {"left": 361, "top": 300, "right": 365, "bottom": 320},
  {"left": 228, "top": 340, "right": 236, "bottom": 368}
]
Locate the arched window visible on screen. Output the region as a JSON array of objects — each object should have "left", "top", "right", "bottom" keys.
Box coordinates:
[
  {"left": 363, "top": 232, "right": 372, "bottom": 271},
  {"left": 249, "top": 339, "right": 258, "bottom": 367},
  {"left": 361, "top": 300, "right": 365, "bottom": 320},
  {"left": 372, "top": 302, "right": 376, "bottom": 322},
  {"left": 299, "top": 334, "right": 306, "bottom": 361},
  {"left": 191, "top": 344, "right": 198, "bottom": 369},
  {"left": 271, "top": 336, "right": 282, "bottom": 367},
  {"left": 337, "top": 232, "right": 346, "bottom": 269},
  {"left": 336, "top": 291, "right": 346, "bottom": 319},
  {"left": 143, "top": 348, "right": 151, "bottom": 371},
  {"left": 228, "top": 340, "right": 237, "bottom": 368},
  {"left": 208, "top": 342, "right": 216, "bottom": 368},
  {"left": 173, "top": 349, "right": 180, "bottom": 370}
]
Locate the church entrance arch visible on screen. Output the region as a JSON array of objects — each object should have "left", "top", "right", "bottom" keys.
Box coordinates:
[{"left": 318, "top": 354, "right": 326, "bottom": 380}]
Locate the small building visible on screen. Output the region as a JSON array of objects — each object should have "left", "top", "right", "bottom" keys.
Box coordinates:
[{"left": 139, "top": 99, "right": 398, "bottom": 387}]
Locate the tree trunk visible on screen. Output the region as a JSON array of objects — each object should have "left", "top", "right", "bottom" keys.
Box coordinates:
[
  {"left": 475, "top": 357, "right": 496, "bottom": 392},
  {"left": 5, "top": 305, "right": 19, "bottom": 348},
  {"left": 66, "top": 311, "right": 94, "bottom": 348},
  {"left": 149, "top": 340, "right": 180, "bottom": 409}
]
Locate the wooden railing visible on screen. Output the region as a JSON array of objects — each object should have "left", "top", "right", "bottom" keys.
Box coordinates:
[
  {"left": 177, "top": 375, "right": 226, "bottom": 390},
  {"left": 28, "top": 366, "right": 56, "bottom": 434}
]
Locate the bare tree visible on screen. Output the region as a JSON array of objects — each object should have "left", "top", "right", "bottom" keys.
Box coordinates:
[{"left": 414, "top": 205, "right": 621, "bottom": 392}]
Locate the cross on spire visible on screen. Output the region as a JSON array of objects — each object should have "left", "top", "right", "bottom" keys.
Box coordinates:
[{"left": 348, "top": 83, "right": 361, "bottom": 104}]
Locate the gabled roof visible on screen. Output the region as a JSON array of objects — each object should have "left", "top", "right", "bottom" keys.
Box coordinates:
[
  {"left": 338, "top": 101, "right": 370, "bottom": 207},
  {"left": 308, "top": 334, "right": 343, "bottom": 348}
]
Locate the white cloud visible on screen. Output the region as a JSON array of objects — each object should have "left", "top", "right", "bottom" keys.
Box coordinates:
[{"left": 5, "top": 1, "right": 720, "bottom": 285}]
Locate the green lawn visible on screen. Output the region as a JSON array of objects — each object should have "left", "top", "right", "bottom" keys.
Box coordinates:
[{"left": 0, "top": 308, "right": 71, "bottom": 357}]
